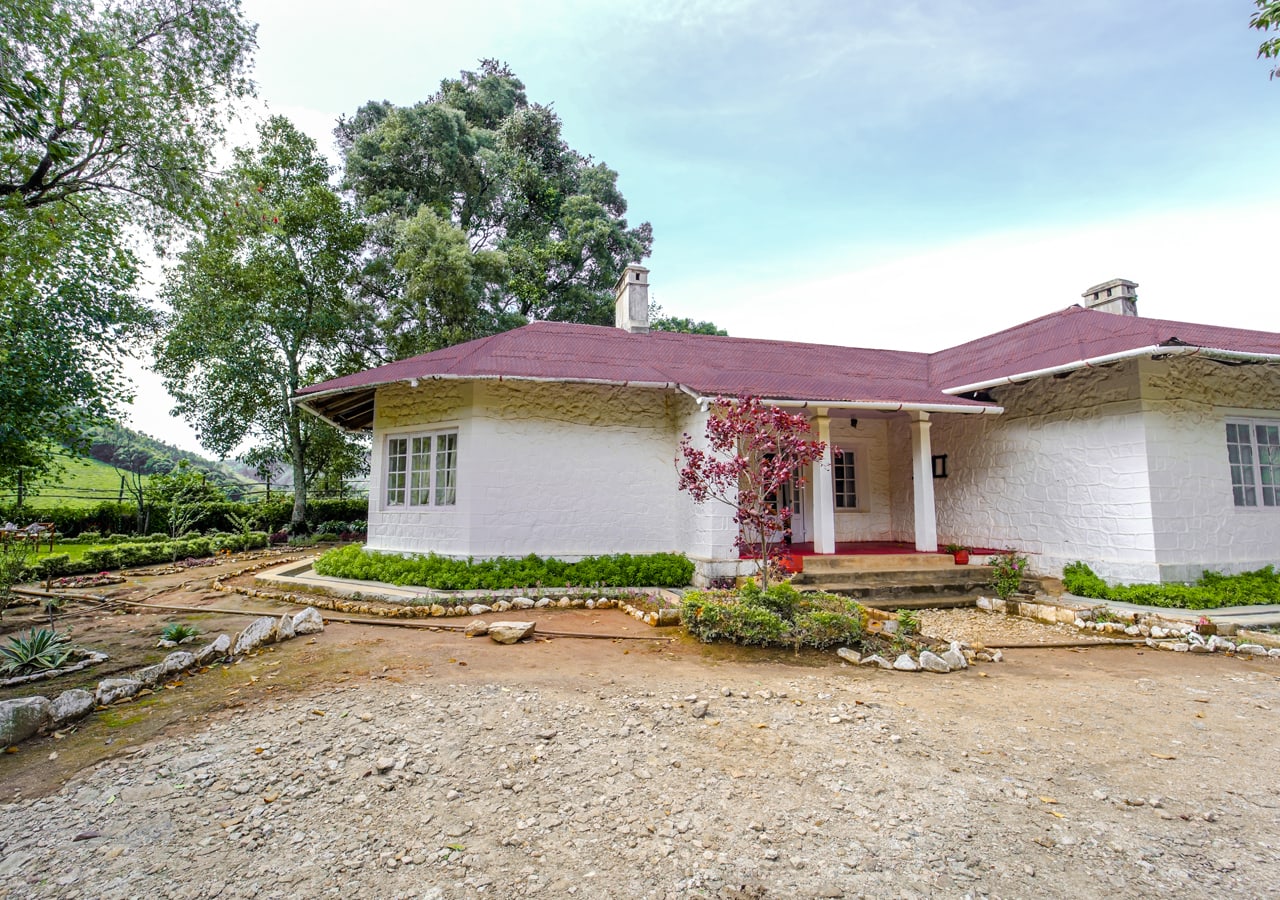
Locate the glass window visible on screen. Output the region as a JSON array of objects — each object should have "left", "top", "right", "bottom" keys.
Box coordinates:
[
  {"left": 386, "top": 431, "right": 457, "bottom": 509},
  {"left": 1226, "top": 419, "right": 1280, "bottom": 508},
  {"left": 833, "top": 448, "right": 857, "bottom": 509}
]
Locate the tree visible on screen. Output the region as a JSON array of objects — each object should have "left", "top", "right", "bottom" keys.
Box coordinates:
[
  {"left": 146, "top": 461, "right": 223, "bottom": 552},
  {"left": 649, "top": 302, "right": 728, "bottom": 336},
  {"left": 155, "top": 116, "right": 371, "bottom": 533},
  {"left": 676, "top": 396, "right": 828, "bottom": 589},
  {"left": 337, "top": 59, "right": 654, "bottom": 359},
  {"left": 0, "top": 0, "right": 256, "bottom": 484},
  {"left": 1253, "top": 1, "right": 1280, "bottom": 78}
]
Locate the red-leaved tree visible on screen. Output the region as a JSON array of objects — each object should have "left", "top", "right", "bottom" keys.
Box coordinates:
[{"left": 677, "top": 396, "right": 829, "bottom": 588}]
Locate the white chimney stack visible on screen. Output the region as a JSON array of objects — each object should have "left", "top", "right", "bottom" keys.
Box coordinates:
[
  {"left": 614, "top": 264, "right": 650, "bottom": 333},
  {"left": 1082, "top": 278, "right": 1139, "bottom": 316}
]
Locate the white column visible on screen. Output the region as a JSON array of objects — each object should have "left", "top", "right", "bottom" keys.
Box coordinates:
[
  {"left": 908, "top": 411, "right": 938, "bottom": 552},
  {"left": 811, "top": 410, "right": 836, "bottom": 555}
]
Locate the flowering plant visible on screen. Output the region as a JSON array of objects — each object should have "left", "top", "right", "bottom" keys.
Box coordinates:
[
  {"left": 987, "top": 550, "right": 1029, "bottom": 600},
  {"left": 677, "top": 396, "right": 828, "bottom": 589}
]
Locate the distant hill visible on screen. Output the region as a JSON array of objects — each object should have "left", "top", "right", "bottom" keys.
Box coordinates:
[{"left": 0, "top": 423, "right": 258, "bottom": 509}]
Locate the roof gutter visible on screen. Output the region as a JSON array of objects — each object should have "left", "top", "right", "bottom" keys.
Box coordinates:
[
  {"left": 680, "top": 391, "right": 1003, "bottom": 416},
  {"left": 941, "top": 345, "right": 1280, "bottom": 396}
]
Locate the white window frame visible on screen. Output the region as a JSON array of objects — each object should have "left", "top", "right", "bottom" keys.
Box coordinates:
[
  {"left": 1226, "top": 418, "right": 1280, "bottom": 509},
  {"left": 384, "top": 429, "right": 458, "bottom": 509},
  {"left": 833, "top": 446, "right": 858, "bottom": 510}
]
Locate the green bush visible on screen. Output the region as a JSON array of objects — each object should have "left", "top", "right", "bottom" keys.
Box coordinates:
[
  {"left": 682, "top": 585, "right": 868, "bottom": 649},
  {"left": 84, "top": 547, "right": 122, "bottom": 570},
  {"left": 1062, "top": 561, "right": 1280, "bottom": 610},
  {"left": 0, "top": 628, "right": 73, "bottom": 675},
  {"left": 313, "top": 546, "right": 694, "bottom": 589}
]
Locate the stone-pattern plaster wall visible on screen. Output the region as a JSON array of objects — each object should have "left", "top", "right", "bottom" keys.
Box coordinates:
[
  {"left": 824, "top": 418, "right": 895, "bottom": 542},
  {"left": 930, "top": 362, "right": 1161, "bottom": 582},
  {"left": 366, "top": 380, "right": 736, "bottom": 562},
  {"left": 1140, "top": 357, "right": 1280, "bottom": 580}
]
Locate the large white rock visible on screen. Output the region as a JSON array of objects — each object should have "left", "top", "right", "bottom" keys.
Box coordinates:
[
  {"left": 892, "top": 654, "right": 919, "bottom": 672},
  {"left": 464, "top": 619, "right": 490, "bottom": 637},
  {"left": 232, "top": 616, "right": 278, "bottom": 656},
  {"left": 468, "top": 604, "right": 493, "bottom": 616},
  {"left": 50, "top": 689, "right": 94, "bottom": 726},
  {"left": 860, "top": 654, "right": 892, "bottom": 669},
  {"left": 194, "top": 634, "right": 232, "bottom": 666},
  {"left": 488, "top": 621, "right": 536, "bottom": 644},
  {"left": 940, "top": 648, "right": 968, "bottom": 670},
  {"left": 0, "top": 697, "right": 52, "bottom": 745},
  {"left": 511, "top": 597, "right": 535, "bottom": 610},
  {"left": 160, "top": 651, "right": 195, "bottom": 676},
  {"left": 291, "top": 608, "right": 325, "bottom": 635},
  {"left": 275, "top": 612, "right": 296, "bottom": 642},
  {"left": 95, "top": 678, "right": 141, "bottom": 706},
  {"left": 835, "top": 647, "right": 861, "bottom": 665},
  {"left": 1236, "top": 643, "right": 1268, "bottom": 656},
  {"left": 918, "top": 651, "right": 951, "bottom": 674}
]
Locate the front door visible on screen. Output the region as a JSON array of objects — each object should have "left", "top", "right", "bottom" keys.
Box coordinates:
[{"left": 780, "top": 472, "right": 810, "bottom": 544}]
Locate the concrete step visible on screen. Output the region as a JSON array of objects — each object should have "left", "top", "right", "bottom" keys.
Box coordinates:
[
  {"left": 859, "top": 595, "right": 978, "bottom": 611},
  {"left": 798, "top": 553, "right": 961, "bottom": 574},
  {"left": 793, "top": 566, "right": 994, "bottom": 588}
]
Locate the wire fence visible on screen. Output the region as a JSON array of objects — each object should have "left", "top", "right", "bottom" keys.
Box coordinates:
[{"left": 0, "top": 479, "right": 369, "bottom": 507}]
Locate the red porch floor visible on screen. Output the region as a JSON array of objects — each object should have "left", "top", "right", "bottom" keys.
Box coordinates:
[{"left": 741, "top": 542, "right": 1003, "bottom": 558}]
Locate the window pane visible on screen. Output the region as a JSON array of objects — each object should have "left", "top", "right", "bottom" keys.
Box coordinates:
[
  {"left": 1257, "top": 425, "right": 1280, "bottom": 505},
  {"left": 833, "top": 449, "right": 856, "bottom": 509},
  {"left": 386, "top": 438, "right": 408, "bottom": 506},
  {"left": 410, "top": 436, "right": 433, "bottom": 505},
  {"left": 436, "top": 433, "right": 457, "bottom": 506},
  {"left": 1226, "top": 422, "right": 1257, "bottom": 507}
]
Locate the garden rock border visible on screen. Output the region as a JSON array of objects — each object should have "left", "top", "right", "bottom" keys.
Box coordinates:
[
  {"left": 0, "top": 606, "right": 327, "bottom": 749},
  {"left": 837, "top": 640, "right": 990, "bottom": 675},
  {"left": 977, "top": 594, "right": 1280, "bottom": 659}
]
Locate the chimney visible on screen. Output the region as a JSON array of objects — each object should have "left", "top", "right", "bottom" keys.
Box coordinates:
[
  {"left": 614, "top": 264, "right": 650, "bottom": 333},
  {"left": 1082, "top": 278, "right": 1138, "bottom": 316}
]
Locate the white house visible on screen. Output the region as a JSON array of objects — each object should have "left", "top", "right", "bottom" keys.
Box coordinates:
[{"left": 297, "top": 268, "right": 1280, "bottom": 585}]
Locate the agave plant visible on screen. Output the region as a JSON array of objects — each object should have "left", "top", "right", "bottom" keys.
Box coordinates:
[
  {"left": 0, "top": 628, "right": 74, "bottom": 676},
  {"left": 161, "top": 622, "right": 201, "bottom": 644}
]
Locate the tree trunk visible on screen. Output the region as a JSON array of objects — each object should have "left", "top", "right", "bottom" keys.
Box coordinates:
[{"left": 286, "top": 409, "right": 309, "bottom": 535}]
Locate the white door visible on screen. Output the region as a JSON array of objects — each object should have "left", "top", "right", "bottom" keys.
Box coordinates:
[{"left": 780, "top": 472, "right": 810, "bottom": 544}]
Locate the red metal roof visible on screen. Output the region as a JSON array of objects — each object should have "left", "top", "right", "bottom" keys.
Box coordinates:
[
  {"left": 930, "top": 305, "right": 1280, "bottom": 389},
  {"left": 298, "top": 306, "right": 1280, "bottom": 430}
]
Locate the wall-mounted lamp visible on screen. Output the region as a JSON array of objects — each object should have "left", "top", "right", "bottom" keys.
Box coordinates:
[
  {"left": 932, "top": 454, "right": 948, "bottom": 479},
  {"left": 849, "top": 417, "right": 858, "bottom": 429}
]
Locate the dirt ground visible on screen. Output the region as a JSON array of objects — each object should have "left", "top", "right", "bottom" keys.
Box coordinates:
[{"left": 1, "top": 558, "right": 1279, "bottom": 898}]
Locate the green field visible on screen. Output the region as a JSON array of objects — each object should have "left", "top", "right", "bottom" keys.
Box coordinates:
[{"left": 5, "top": 454, "right": 136, "bottom": 509}]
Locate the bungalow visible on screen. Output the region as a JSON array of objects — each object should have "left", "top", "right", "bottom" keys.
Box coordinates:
[{"left": 297, "top": 267, "right": 1280, "bottom": 585}]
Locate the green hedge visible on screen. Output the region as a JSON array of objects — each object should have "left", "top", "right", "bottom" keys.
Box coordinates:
[
  {"left": 1063, "top": 561, "right": 1280, "bottom": 610},
  {"left": 22, "top": 532, "right": 269, "bottom": 580},
  {"left": 0, "top": 498, "right": 368, "bottom": 538},
  {"left": 313, "top": 545, "right": 695, "bottom": 589},
  {"left": 682, "top": 582, "right": 867, "bottom": 649}
]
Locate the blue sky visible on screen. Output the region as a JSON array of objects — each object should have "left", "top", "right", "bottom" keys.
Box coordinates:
[{"left": 129, "top": 0, "right": 1280, "bottom": 451}]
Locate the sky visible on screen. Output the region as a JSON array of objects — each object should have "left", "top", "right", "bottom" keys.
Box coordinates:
[{"left": 126, "top": 0, "right": 1280, "bottom": 453}]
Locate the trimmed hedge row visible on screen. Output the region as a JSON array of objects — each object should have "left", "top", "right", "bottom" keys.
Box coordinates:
[
  {"left": 1063, "top": 561, "right": 1280, "bottom": 610},
  {"left": 313, "top": 545, "right": 695, "bottom": 589},
  {"left": 25, "top": 532, "right": 270, "bottom": 581},
  {"left": 681, "top": 582, "right": 868, "bottom": 649},
  {"left": 0, "top": 498, "right": 368, "bottom": 538}
]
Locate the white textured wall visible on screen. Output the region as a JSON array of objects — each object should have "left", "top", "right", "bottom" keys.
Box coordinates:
[
  {"left": 365, "top": 380, "right": 736, "bottom": 562},
  {"left": 825, "top": 418, "right": 895, "bottom": 542},
  {"left": 931, "top": 362, "right": 1162, "bottom": 582},
  {"left": 1141, "top": 357, "right": 1280, "bottom": 581}
]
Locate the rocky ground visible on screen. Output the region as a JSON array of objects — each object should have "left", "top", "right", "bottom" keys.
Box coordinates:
[{"left": 1, "top": 607, "right": 1278, "bottom": 900}]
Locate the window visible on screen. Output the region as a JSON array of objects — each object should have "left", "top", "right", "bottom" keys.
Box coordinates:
[
  {"left": 1227, "top": 419, "right": 1280, "bottom": 508},
  {"left": 386, "top": 431, "right": 457, "bottom": 508},
  {"left": 833, "top": 448, "right": 857, "bottom": 509}
]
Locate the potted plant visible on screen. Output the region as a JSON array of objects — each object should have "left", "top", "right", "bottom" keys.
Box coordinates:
[
  {"left": 1195, "top": 615, "right": 1217, "bottom": 637},
  {"left": 944, "top": 543, "right": 970, "bottom": 565}
]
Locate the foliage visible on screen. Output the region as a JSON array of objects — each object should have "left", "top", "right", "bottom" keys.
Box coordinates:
[
  {"left": 85, "top": 422, "right": 250, "bottom": 497},
  {"left": 0, "top": 539, "right": 33, "bottom": 616},
  {"left": 896, "top": 609, "right": 920, "bottom": 635},
  {"left": 34, "top": 552, "right": 69, "bottom": 590},
  {"left": 156, "top": 116, "right": 372, "bottom": 533},
  {"left": 146, "top": 461, "right": 224, "bottom": 557},
  {"left": 161, "top": 622, "right": 200, "bottom": 643},
  {"left": 0, "top": 497, "right": 368, "bottom": 538},
  {"left": 81, "top": 532, "right": 266, "bottom": 572},
  {"left": 1063, "top": 561, "right": 1280, "bottom": 610},
  {"left": 987, "top": 550, "right": 1029, "bottom": 600},
  {"left": 944, "top": 543, "right": 969, "bottom": 554},
  {"left": 313, "top": 545, "right": 694, "bottom": 589},
  {"left": 648, "top": 302, "right": 727, "bottom": 336},
  {"left": 337, "top": 59, "right": 654, "bottom": 358},
  {"left": 1252, "top": 1, "right": 1280, "bottom": 79},
  {"left": 677, "top": 396, "right": 828, "bottom": 589},
  {"left": 0, "top": 627, "right": 73, "bottom": 675},
  {"left": 0, "top": 0, "right": 256, "bottom": 488},
  {"left": 681, "top": 583, "right": 867, "bottom": 650}
]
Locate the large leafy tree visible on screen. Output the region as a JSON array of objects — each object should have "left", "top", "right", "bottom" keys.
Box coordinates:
[
  {"left": 155, "top": 116, "right": 371, "bottom": 532},
  {"left": 1254, "top": 1, "right": 1280, "bottom": 78},
  {"left": 0, "top": 0, "right": 256, "bottom": 487},
  {"left": 337, "top": 59, "right": 654, "bottom": 359}
]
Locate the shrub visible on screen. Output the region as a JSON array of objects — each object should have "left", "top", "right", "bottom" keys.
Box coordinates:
[
  {"left": 269, "top": 530, "right": 288, "bottom": 546},
  {"left": 313, "top": 532, "right": 340, "bottom": 542},
  {"left": 791, "top": 609, "right": 865, "bottom": 649},
  {"left": 897, "top": 609, "right": 920, "bottom": 635},
  {"left": 1063, "top": 561, "right": 1110, "bottom": 599},
  {"left": 682, "top": 586, "right": 867, "bottom": 649},
  {"left": 35, "top": 554, "right": 70, "bottom": 588},
  {"left": 84, "top": 547, "right": 122, "bottom": 570},
  {"left": 312, "top": 546, "right": 694, "bottom": 589},
  {"left": 987, "top": 550, "right": 1029, "bottom": 600},
  {"left": 682, "top": 591, "right": 788, "bottom": 646},
  {"left": 1061, "top": 561, "right": 1280, "bottom": 610},
  {"left": 1, "top": 628, "right": 73, "bottom": 675}
]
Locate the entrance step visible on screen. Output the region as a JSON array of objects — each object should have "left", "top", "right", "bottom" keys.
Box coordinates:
[
  {"left": 798, "top": 553, "right": 960, "bottom": 574},
  {"left": 859, "top": 595, "right": 978, "bottom": 611},
  {"left": 792, "top": 559, "right": 994, "bottom": 604}
]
